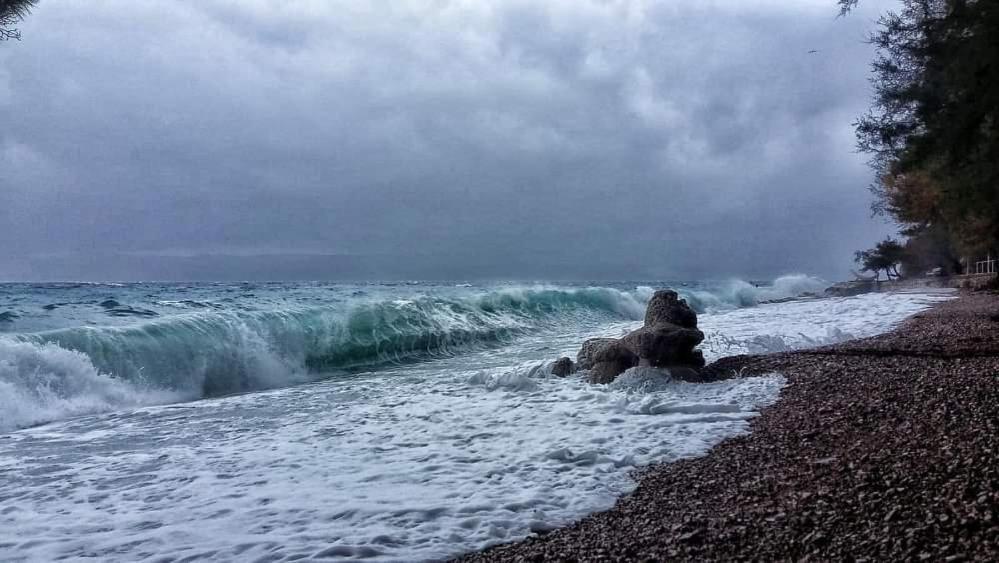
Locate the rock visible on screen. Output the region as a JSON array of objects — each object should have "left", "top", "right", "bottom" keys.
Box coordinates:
[
  {"left": 644, "top": 290, "right": 698, "bottom": 329},
  {"left": 551, "top": 357, "right": 575, "bottom": 377},
  {"left": 576, "top": 338, "right": 613, "bottom": 370},
  {"left": 576, "top": 289, "right": 705, "bottom": 385},
  {"left": 577, "top": 338, "right": 637, "bottom": 370},
  {"left": 824, "top": 280, "right": 876, "bottom": 297},
  {"left": 577, "top": 338, "right": 639, "bottom": 384},
  {"left": 665, "top": 366, "right": 704, "bottom": 382},
  {"left": 678, "top": 528, "right": 706, "bottom": 543},
  {"left": 621, "top": 323, "right": 704, "bottom": 368},
  {"left": 676, "top": 349, "right": 706, "bottom": 369},
  {"left": 588, "top": 360, "right": 634, "bottom": 384},
  {"left": 461, "top": 295, "right": 999, "bottom": 562}
]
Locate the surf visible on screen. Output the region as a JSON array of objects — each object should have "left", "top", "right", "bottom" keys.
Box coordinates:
[{"left": 0, "top": 278, "right": 828, "bottom": 432}]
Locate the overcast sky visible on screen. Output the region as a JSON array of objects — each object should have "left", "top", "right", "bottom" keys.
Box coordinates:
[{"left": 0, "top": 0, "right": 896, "bottom": 281}]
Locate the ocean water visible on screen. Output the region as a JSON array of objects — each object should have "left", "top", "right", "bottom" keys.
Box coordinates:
[{"left": 0, "top": 278, "right": 952, "bottom": 561}]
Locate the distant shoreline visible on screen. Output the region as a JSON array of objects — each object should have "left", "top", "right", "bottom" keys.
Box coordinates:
[
  {"left": 824, "top": 272, "right": 997, "bottom": 297},
  {"left": 459, "top": 290, "right": 999, "bottom": 561}
]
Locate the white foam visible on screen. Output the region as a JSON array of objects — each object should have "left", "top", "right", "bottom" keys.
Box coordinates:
[
  {"left": 0, "top": 345, "right": 782, "bottom": 562},
  {"left": 0, "top": 339, "right": 181, "bottom": 432},
  {"left": 0, "top": 289, "right": 953, "bottom": 561},
  {"left": 697, "top": 290, "right": 955, "bottom": 359},
  {"left": 681, "top": 274, "right": 829, "bottom": 311}
]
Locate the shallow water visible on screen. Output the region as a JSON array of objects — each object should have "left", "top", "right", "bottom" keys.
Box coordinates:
[{"left": 0, "top": 281, "right": 953, "bottom": 561}]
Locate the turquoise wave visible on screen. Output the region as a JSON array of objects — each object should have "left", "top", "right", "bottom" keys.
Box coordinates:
[{"left": 8, "top": 286, "right": 649, "bottom": 399}]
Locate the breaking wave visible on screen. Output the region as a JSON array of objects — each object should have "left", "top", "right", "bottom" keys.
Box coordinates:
[
  {"left": 0, "top": 279, "right": 826, "bottom": 431},
  {"left": 0, "top": 339, "right": 182, "bottom": 432},
  {"left": 680, "top": 274, "right": 827, "bottom": 311}
]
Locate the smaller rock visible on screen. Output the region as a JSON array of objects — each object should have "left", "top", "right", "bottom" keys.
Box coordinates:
[
  {"left": 577, "top": 338, "right": 637, "bottom": 370},
  {"left": 665, "top": 366, "right": 703, "bottom": 382},
  {"left": 824, "top": 280, "right": 876, "bottom": 297},
  {"left": 551, "top": 357, "right": 575, "bottom": 377},
  {"left": 676, "top": 349, "right": 706, "bottom": 369},
  {"left": 589, "top": 360, "right": 633, "bottom": 384},
  {"left": 678, "top": 528, "right": 705, "bottom": 543}
]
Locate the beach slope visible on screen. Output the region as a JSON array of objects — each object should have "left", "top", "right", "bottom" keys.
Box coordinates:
[{"left": 460, "top": 292, "right": 999, "bottom": 561}]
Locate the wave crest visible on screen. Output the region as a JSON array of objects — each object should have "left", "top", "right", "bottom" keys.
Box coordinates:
[
  {"left": 0, "top": 339, "right": 180, "bottom": 432},
  {"left": 4, "top": 286, "right": 649, "bottom": 419},
  {"left": 682, "top": 274, "right": 826, "bottom": 311},
  {"left": 0, "top": 278, "right": 826, "bottom": 431}
]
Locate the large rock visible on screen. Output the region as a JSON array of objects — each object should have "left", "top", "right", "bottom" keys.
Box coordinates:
[
  {"left": 621, "top": 323, "right": 704, "bottom": 368},
  {"left": 644, "top": 290, "right": 698, "bottom": 329},
  {"left": 575, "top": 289, "right": 706, "bottom": 385}
]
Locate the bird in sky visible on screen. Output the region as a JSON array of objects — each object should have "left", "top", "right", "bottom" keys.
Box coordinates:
[{"left": 808, "top": 49, "right": 819, "bottom": 54}]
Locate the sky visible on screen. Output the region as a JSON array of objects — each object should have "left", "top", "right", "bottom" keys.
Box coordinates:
[{"left": 0, "top": 0, "right": 897, "bottom": 281}]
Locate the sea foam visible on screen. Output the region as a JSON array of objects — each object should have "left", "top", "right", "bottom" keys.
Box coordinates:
[
  {"left": 0, "top": 339, "right": 180, "bottom": 432},
  {"left": 0, "top": 287, "right": 955, "bottom": 561},
  {"left": 0, "top": 355, "right": 785, "bottom": 562},
  {"left": 0, "top": 282, "right": 951, "bottom": 432}
]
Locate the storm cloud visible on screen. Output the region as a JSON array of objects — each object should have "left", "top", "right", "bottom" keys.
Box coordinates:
[{"left": 1, "top": 0, "right": 895, "bottom": 281}]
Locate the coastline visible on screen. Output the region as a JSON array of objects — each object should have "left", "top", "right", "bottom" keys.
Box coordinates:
[{"left": 458, "top": 291, "right": 999, "bottom": 561}]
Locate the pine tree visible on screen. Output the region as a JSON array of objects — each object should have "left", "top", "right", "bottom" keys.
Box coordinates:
[
  {"left": 1, "top": 0, "right": 38, "bottom": 41},
  {"left": 852, "top": 0, "right": 999, "bottom": 259}
]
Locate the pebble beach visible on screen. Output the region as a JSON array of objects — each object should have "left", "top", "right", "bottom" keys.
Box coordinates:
[{"left": 460, "top": 291, "right": 999, "bottom": 561}]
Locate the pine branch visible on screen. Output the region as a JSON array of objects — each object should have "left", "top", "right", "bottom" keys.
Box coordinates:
[{"left": 0, "top": 0, "right": 39, "bottom": 41}]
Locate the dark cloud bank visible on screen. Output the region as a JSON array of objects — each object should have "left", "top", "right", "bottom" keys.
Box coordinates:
[{"left": 0, "top": 0, "right": 895, "bottom": 281}]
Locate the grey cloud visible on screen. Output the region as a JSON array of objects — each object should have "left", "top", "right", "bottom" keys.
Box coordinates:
[{"left": 0, "top": 0, "right": 895, "bottom": 281}]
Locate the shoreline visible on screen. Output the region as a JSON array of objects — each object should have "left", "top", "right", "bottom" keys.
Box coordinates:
[{"left": 458, "top": 291, "right": 999, "bottom": 561}]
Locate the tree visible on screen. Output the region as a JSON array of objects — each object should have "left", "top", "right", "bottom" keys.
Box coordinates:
[
  {"left": 852, "top": 0, "right": 999, "bottom": 259},
  {"left": 855, "top": 238, "right": 907, "bottom": 281},
  {"left": 838, "top": 1, "right": 860, "bottom": 16},
  {"left": 899, "top": 223, "right": 962, "bottom": 276},
  {"left": 1, "top": 0, "right": 38, "bottom": 41}
]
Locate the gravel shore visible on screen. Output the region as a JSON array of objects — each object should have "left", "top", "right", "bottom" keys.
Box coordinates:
[{"left": 459, "top": 292, "right": 999, "bottom": 561}]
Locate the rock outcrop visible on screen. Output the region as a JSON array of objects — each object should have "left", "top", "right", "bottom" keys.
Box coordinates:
[
  {"left": 824, "top": 280, "right": 876, "bottom": 297},
  {"left": 551, "top": 357, "right": 575, "bottom": 377},
  {"left": 576, "top": 289, "right": 705, "bottom": 384},
  {"left": 576, "top": 338, "right": 639, "bottom": 384},
  {"left": 620, "top": 323, "right": 704, "bottom": 368},
  {"left": 644, "top": 289, "right": 698, "bottom": 328},
  {"left": 577, "top": 338, "right": 628, "bottom": 370}
]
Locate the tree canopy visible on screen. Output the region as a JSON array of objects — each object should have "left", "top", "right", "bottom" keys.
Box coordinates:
[
  {"left": 855, "top": 238, "right": 907, "bottom": 280},
  {"left": 853, "top": 0, "right": 999, "bottom": 263},
  {"left": 1, "top": 0, "right": 37, "bottom": 41}
]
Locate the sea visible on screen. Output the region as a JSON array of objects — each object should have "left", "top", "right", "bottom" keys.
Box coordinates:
[{"left": 0, "top": 276, "right": 953, "bottom": 561}]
